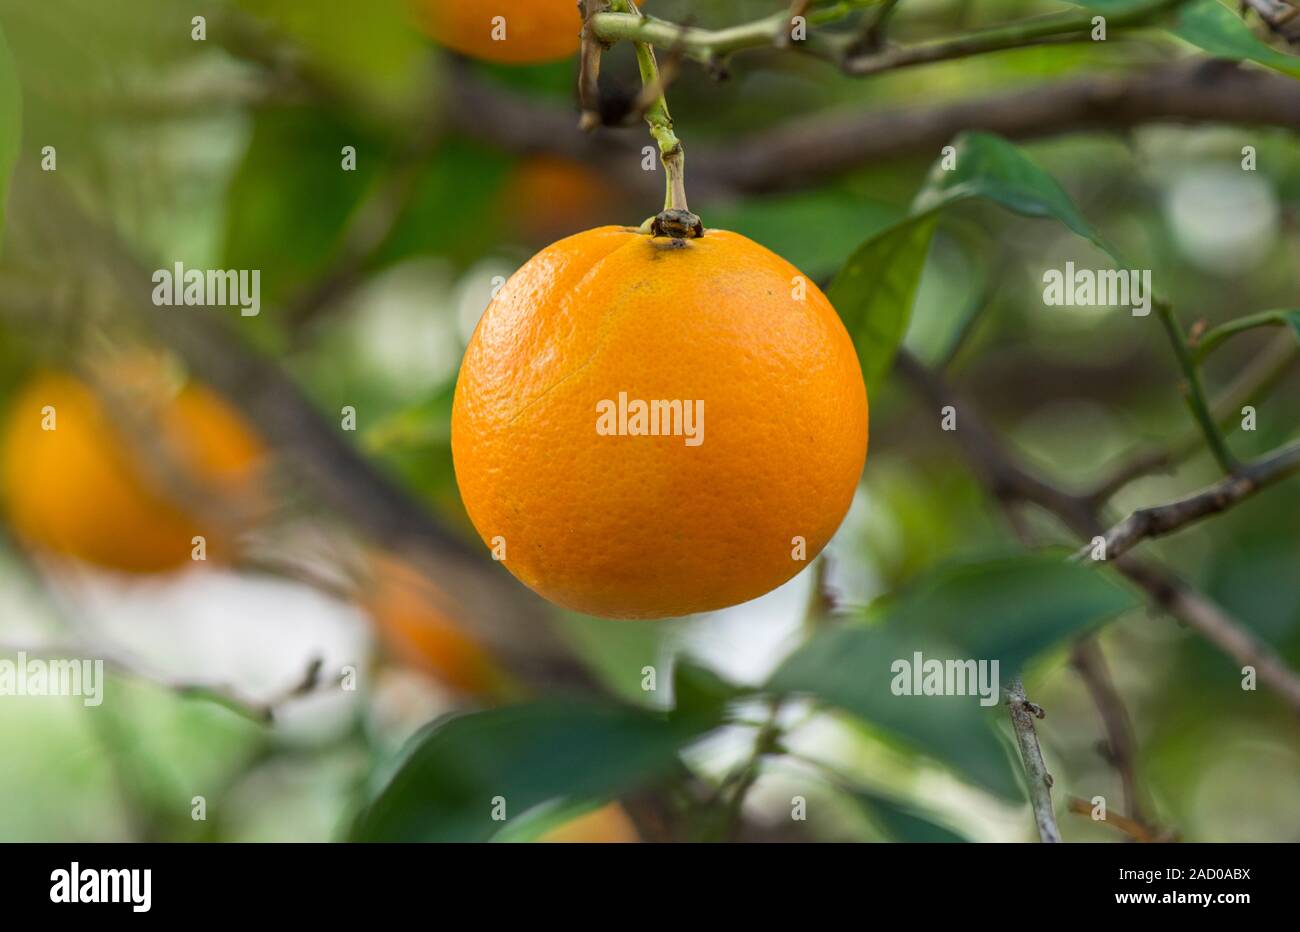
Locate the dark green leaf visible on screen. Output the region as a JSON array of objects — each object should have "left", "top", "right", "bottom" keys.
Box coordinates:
[
  {"left": 828, "top": 213, "right": 938, "bottom": 394},
  {"left": 883, "top": 552, "right": 1139, "bottom": 676},
  {"left": 350, "top": 700, "right": 712, "bottom": 842},
  {"left": 853, "top": 788, "right": 970, "bottom": 842},
  {"left": 769, "top": 625, "right": 1021, "bottom": 800},
  {"left": 769, "top": 553, "right": 1137, "bottom": 800},
  {"left": 672, "top": 657, "right": 748, "bottom": 722}
]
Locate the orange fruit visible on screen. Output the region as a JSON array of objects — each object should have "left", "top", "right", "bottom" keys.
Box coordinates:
[
  {"left": 451, "top": 225, "right": 868, "bottom": 619},
  {"left": 361, "top": 553, "right": 506, "bottom": 697},
  {"left": 414, "top": 0, "right": 586, "bottom": 64},
  {"left": 536, "top": 802, "right": 639, "bottom": 843},
  {"left": 501, "top": 155, "right": 623, "bottom": 246},
  {"left": 1, "top": 368, "right": 265, "bottom": 573}
]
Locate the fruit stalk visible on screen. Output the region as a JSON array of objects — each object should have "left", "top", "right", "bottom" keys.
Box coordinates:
[{"left": 608, "top": 0, "right": 690, "bottom": 216}]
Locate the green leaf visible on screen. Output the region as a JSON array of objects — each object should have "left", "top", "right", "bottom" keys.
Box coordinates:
[
  {"left": 1075, "top": 0, "right": 1300, "bottom": 80},
  {"left": 829, "top": 132, "right": 1119, "bottom": 392},
  {"left": 883, "top": 552, "right": 1139, "bottom": 676},
  {"left": 0, "top": 22, "right": 22, "bottom": 239},
  {"left": 853, "top": 788, "right": 969, "bottom": 842},
  {"left": 350, "top": 700, "right": 712, "bottom": 842},
  {"left": 914, "top": 132, "right": 1121, "bottom": 262},
  {"left": 769, "top": 625, "right": 1021, "bottom": 800},
  {"left": 768, "top": 553, "right": 1137, "bottom": 800},
  {"left": 828, "top": 213, "right": 938, "bottom": 394}
]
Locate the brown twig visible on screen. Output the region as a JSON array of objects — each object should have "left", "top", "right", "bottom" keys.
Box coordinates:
[
  {"left": 1069, "top": 638, "right": 1150, "bottom": 827},
  {"left": 1066, "top": 796, "right": 1163, "bottom": 842},
  {"left": 578, "top": 1, "right": 610, "bottom": 131},
  {"left": 1007, "top": 678, "right": 1062, "bottom": 843},
  {"left": 1079, "top": 439, "right": 1300, "bottom": 563}
]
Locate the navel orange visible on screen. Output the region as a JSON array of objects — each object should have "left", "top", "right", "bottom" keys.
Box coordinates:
[{"left": 451, "top": 225, "right": 868, "bottom": 619}]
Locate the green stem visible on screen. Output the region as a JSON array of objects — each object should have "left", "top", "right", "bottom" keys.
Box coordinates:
[
  {"left": 592, "top": 2, "right": 876, "bottom": 62},
  {"left": 1193, "top": 309, "right": 1300, "bottom": 362},
  {"left": 1155, "top": 299, "right": 1238, "bottom": 475},
  {"left": 594, "top": 0, "right": 1187, "bottom": 75},
  {"left": 607, "top": 0, "right": 689, "bottom": 213}
]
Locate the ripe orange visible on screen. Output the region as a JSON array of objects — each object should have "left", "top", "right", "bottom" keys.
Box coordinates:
[
  {"left": 536, "top": 802, "right": 639, "bottom": 843},
  {"left": 1, "top": 367, "right": 265, "bottom": 573},
  {"left": 361, "top": 553, "right": 506, "bottom": 697},
  {"left": 451, "top": 225, "right": 868, "bottom": 619},
  {"left": 414, "top": 0, "right": 587, "bottom": 64}
]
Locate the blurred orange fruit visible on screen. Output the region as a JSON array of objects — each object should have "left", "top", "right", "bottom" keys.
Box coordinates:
[
  {"left": 1, "top": 367, "right": 265, "bottom": 573},
  {"left": 414, "top": 0, "right": 590, "bottom": 64},
  {"left": 536, "top": 802, "right": 639, "bottom": 843},
  {"left": 501, "top": 155, "right": 622, "bottom": 245},
  {"left": 361, "top": 553, "right": 506, "bottom": 697},
  {"left": 451, "top": 226, "right": 868, "bottom": 619}
]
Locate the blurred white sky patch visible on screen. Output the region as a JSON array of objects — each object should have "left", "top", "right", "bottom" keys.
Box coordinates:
[
  {"left": 46, "top": 565, "right": 372, "bottom": 745},
  {"left": 1163, "top": 166, "right": 1279, "bottom": 277},
  {"left": 679, "top": 572, "right": 813, "bottom": 687},
  {"left": 344, "top": 257, "right": 462, "bottom": 395}
]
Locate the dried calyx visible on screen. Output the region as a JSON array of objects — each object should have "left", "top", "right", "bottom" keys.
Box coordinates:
[{"left": 648, "top": 208, "right": 704, "bottom": 240}]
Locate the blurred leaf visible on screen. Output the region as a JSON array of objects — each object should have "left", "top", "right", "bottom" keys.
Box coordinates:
[
  {"left": 350, "top": 700, "right": 713, "bottom": 841},
  {"left": 234, "top": 0, "right": 428, "bottom": 109},
  {"left": 672, "top": 657, "right": 748, "bottom": 722},
  {"left": 224, "top": 109, "right": 386, "bottom": 308},
  {"left": 853, "top": 787, "right": 970, "bottom": 842},
  {"left": 829, "top": 214, "right": 938, "bottom": 394},
  {"left": 883, "top": 552, "right": 1139, "bottom": 676},
  {"left": 0, "top": 22, "right": 21, "bottom": 238},
  {"left": 374, "top": 139, "right": 513, "bottom": 267},
  {"left": 769, "top": 625, "right": 1020, "bottom": 800}
]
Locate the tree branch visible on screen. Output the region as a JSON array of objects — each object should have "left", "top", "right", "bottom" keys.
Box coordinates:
[
  {"left": 894, "top": 350, "right": 1300, "bottom": 717},
  {"left": 1085, "top": 329, "right": 1300, "bottom": 503},
  {"left": 1082, "top": 438, "right": 1300, "bottom": 562},
  {"left": 1069, "top": 637, "right": 1150, "bottom": 827}
]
